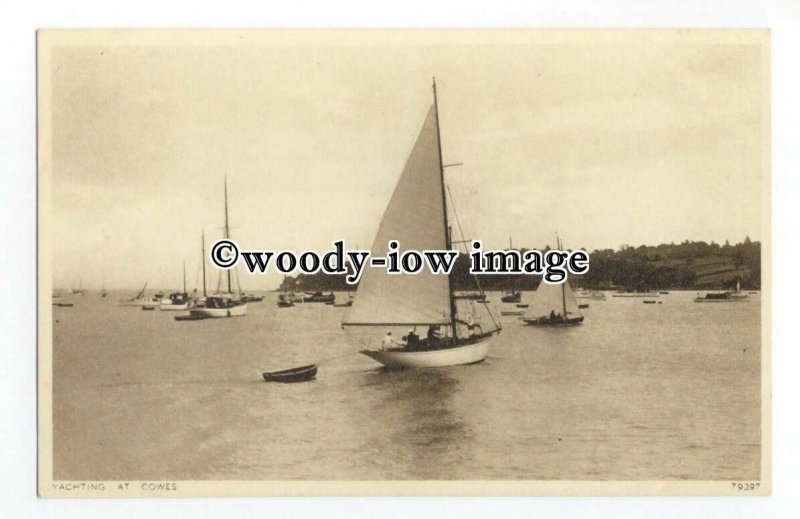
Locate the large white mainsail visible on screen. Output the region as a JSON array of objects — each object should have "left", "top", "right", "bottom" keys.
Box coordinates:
[{"left": 342, "top": 106, "right": 452, "bottom": 327}]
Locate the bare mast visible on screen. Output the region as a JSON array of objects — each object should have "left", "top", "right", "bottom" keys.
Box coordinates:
[
  {"left": 201, "top": 229, "right": 207, "bottom": 297},
  {"left": 224, "top": 175, "right": 232, "bottom": 294},
  {"left": 558, "top": 235, "right": 567, "bottom": 317}
]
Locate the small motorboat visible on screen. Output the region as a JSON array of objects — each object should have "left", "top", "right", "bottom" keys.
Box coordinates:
[
  {"left": 516, "top": 303, "right": 529, "bottom": 308},
  {"left": 643, "top": 300, "right": 657, "bottom": 304},
  {"left": 501, "top": 310, "right": 524, "bottom": 316},
  {"left": 501, "top": 291, "right": 521, "bottom": 303},
  {"left": 262, "top": 364, "right": 317, "bottom": 383},
  {"left": 142, "top": 305, "right": 156, "bottom": 311},
  {"left": 578, "top": 303, "right": 589, "bottom": 309},
  {"left": 53, "top": 302, "right": 74, "bottom": 307},
  {"left": 659, "top": 291, "right": 670, "bottom": 295}
]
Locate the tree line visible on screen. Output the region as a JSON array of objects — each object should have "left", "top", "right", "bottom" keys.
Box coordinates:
[{"left": 281, "top": 237, "right": 761, "bottom": 292}]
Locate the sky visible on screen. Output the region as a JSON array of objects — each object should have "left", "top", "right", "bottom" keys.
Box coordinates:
[{"left": 42, "top": 30, "right": 768, "bottom": 291}]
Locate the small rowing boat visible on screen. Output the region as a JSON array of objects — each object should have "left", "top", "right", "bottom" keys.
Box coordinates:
[{"left": 262, "top": 364, "right": 317, "bottom": 383}]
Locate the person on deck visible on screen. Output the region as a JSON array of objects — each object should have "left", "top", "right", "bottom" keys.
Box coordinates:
[
  {"left": 405, "top": 327, "right": 420, "bottom": 350},
  {"left": 381, "top": 330, "right": 400, "bottom": 351},
  {"left": 426, "top": 325, "right": 442, "bottom": 349}
]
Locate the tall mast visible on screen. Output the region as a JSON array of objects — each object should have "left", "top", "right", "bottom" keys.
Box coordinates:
[
  {"left": 224, "top": 175, "right": 232, "bottom": 294},
  {"left": 558, "top": 235, "right": 567, "bottom": 316},
  {"left": 182, "top": 260, "right": 186, "bottom": 293},
  {"left": 433, "top": 77, "right": 458, "bottom": 340},
  {"left": 201, "top": 229, "right": 207, "bottom": 297}
]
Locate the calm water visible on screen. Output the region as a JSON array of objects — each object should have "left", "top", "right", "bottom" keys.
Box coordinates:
[{"left": 52, "top": 291, "right": 761, "bottom": 481}]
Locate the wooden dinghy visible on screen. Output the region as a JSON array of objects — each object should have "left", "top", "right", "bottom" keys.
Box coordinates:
[{"left": 262, "top": 364, "right": 317, "bottom": 383}]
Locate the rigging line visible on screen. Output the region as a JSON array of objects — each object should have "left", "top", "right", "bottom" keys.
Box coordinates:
[{"left": 445, "top": 183, "right": 502, "bottom": 333}]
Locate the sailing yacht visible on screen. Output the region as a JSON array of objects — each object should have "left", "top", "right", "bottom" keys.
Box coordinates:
[
  {"left": 694, "top": 280, "right": 749, "bottom": 303},
  {"left": 342, "top": 79, "right": 501, "bottom": 368},
  {"left": 117, "top": 283, "right": 162, "bottom": 306},
  {"left": 190, "top": 177, "right": 248, "bottom": 318},
  {"left": 160, "top": 261, "right": 193, "bottom": 311},
  {"left": 521, "top": 237, "right": 584, "bottom": 327}
]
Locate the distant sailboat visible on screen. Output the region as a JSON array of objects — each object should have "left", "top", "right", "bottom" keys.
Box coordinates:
[
  {"left": 277, "top": 276, "right": 295, "bottom": 308},
  {"left": 69, "top": 277, "right": 84, "bottom": 295},
  {"left": 117, "top": 282, "right": 161, "bottom": 307},
  {"left": 501, "top": 236, "right": 522, "bottom": 303},
  {"left": 190, "top": 177, "right": 248, "bottom": 318},
  {"left": 694, "top": 279, "right": 749, "bottom": 303},
  {"left": 160, "top": 261, "right": 193, "bottom": 311},
  {"left": 100, "top": 282, "right": 107, "bottom": 298},
  {"left": 342, "top": 79, "right": 501, "bottom": 368},
  {"left": 521, "top": 237, "right": 584, "bottom": 327}
]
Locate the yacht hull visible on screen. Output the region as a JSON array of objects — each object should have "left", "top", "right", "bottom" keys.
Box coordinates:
[
  {"left": 160, "top": 303, "right": 191, "bottom": 311},
  {"left": 190, "top": 303, "right": 248, "bottom": 318},
  {"left": 360, "top": 338, "right": 491, "bottom": 369}
]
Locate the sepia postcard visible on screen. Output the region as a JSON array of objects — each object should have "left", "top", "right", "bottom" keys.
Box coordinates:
[{"left": 37, "top": 29, "right": 771, "bottom": 497}]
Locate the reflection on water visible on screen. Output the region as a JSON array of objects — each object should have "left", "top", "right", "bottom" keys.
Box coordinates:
[
  {"left": 52, "top": 291, "right": 761, "bottom": 481},
  {"left": 360, "top": 368, "right": 470, "bottom": 478}
]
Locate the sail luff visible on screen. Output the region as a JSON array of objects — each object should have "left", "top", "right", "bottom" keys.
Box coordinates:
[
  {"left": 134, "top": 282, "right": 147, "bottom": 300},
  {"left": 342, "top": 103, "right": 452, "bottom": 327}
]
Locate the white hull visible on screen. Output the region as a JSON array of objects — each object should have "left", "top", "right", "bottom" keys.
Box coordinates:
[
  {"left": 160, "top": 303, "right": 191, "bottom": 311},
  {"left": 190, "top": 303, "right": 248, "bottom": 318},
  {"left": 361, "top": 338, "right": 491, "bottom": 368},
  {"left": 117, "top": 298, "right": 161, "bottom": 307}
]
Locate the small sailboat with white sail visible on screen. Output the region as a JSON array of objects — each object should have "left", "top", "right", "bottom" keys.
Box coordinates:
[
  {"left": 189, "top": 177, "right": 248, "bottom": 318},
  {"left": 521, "top": 237, "right": 584, "bottom": 327},
  {"left": 342, "top": 79, "right": 501, "bottom": 368}
]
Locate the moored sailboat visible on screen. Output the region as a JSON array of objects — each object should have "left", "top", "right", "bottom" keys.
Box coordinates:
[
  {"left": 189, "top": 177, "right": 247, "bottom": 318},
  {"left": 694, "top": 280, "right": 749, "bottom": 303},
  {"left": 342, "top": 79, "right": 501, "bottom": 368},
  {"left": 160, "top": 261, "right": 193, "bottom": 311}
]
